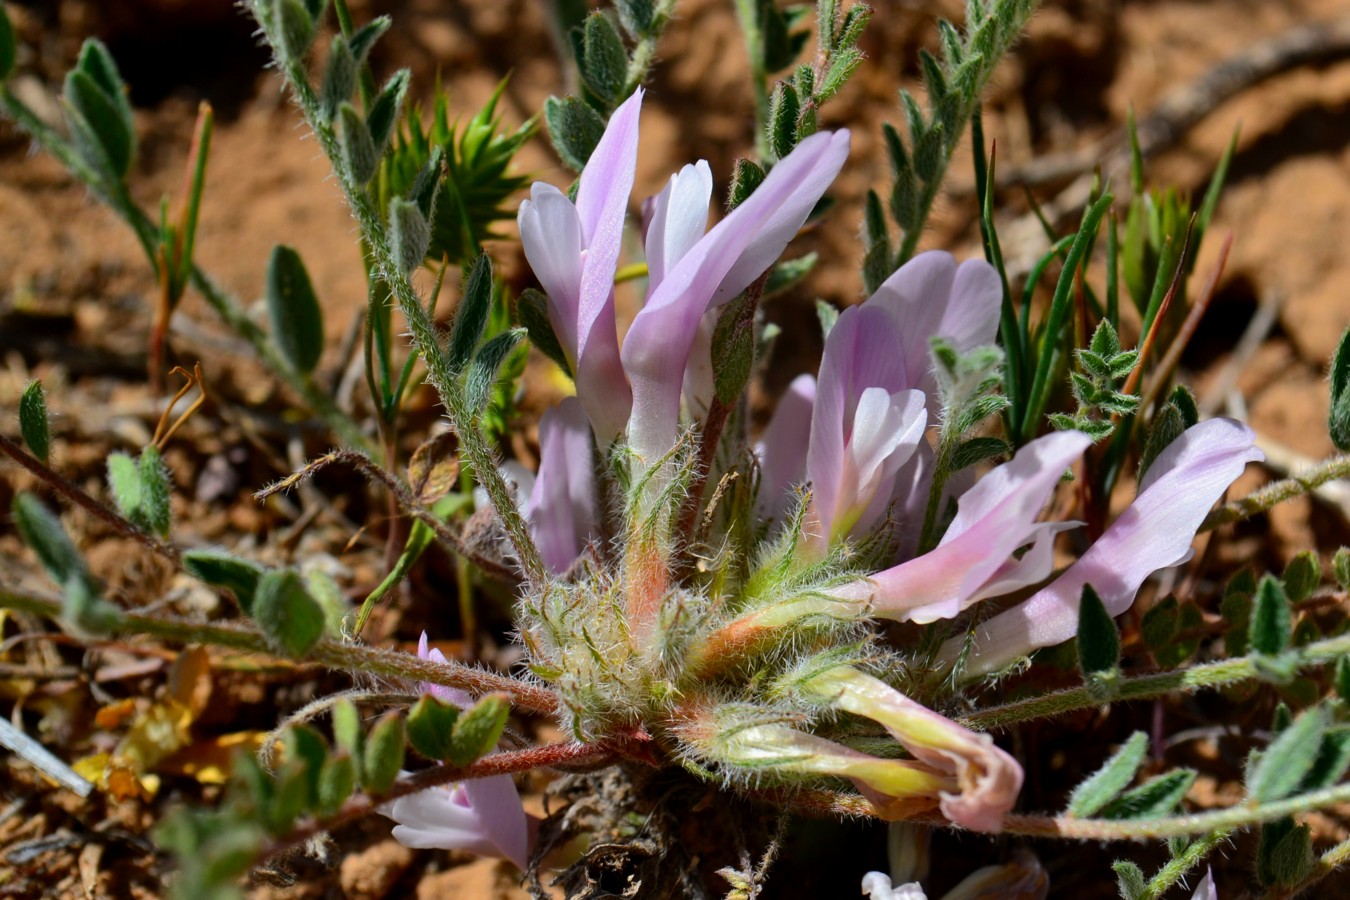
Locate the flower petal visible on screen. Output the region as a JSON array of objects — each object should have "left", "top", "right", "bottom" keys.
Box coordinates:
[
  {"left": 623, "top": 130, "right": 851, "bottom": 462},
  {"left": 947, "top": 418, "right": 1262, "bottom": 677},
  {"left": 806, "top": 668, "right": 1021, "bottom": 832},
  {"left": 463, "top": 774, "right": 532, "bottom": 870},
  {"left": 644, "top": 160, "right": 713, "bottom": 287},
  {"left": 865, "top": 252, "right": 1002, "bottom": 410},
  {"left": 806, "top": 304, "right": 913, "bottom": 541},
  {"left": 518, "top": 183, "right": 583, "bottom": 362},
  {"left": 755, "top": 373, "right": 817, "bottom": 520},
  {"left": 383, "top": 777, "right": 532, "bottom": 870},
  {"left": 416, "top": 632, "right": 473, "bottom": 707},
  {"left": 840, "top": 431, "right": 1091, "bottom": 623},
  {"left": 524, "top": 397, "right": 598, "bottom": 574}
]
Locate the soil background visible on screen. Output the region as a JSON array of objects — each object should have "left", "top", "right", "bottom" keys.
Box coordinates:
[{"left": 2, "top": 0, "right": 1350, "bottom": 897}]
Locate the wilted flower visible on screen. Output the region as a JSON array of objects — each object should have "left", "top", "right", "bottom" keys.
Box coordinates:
[{"left": 801, "top": 666, "right": 1021, "bottom": 831}]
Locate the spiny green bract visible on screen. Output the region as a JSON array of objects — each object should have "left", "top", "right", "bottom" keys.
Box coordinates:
[{"left": 379, "top": 80, "right": 535, "bottom": 268}]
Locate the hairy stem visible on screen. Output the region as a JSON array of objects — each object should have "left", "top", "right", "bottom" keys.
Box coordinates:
[
  {"left": 0, "top": 434, "right": 181, "bottom": 564},
  {"left": 258, "top": 740, "right": 612, "bottom": 862},
  {"left": 1202, "top": 453, "right": 1350, "bottom": 531},
  {"left": 1139, "top": 830, "right": 1230, "bottom": 900},
  {"left": 958, "top": 631, "right": 1350, "bottom": 732},
  {"left": 784, "top": 782, "right": 1350, "bottom": 841},
  {"left": 257, "top": 448, "right": 519, "bottom": 584},
  {"left": 250, "top": 7, "right": 548, "bottom": 587},
  {"left": 0, "top": 588, "right": 560, "bottom": 716}
]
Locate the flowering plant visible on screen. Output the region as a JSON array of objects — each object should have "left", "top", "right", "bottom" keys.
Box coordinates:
[{"left": 4, "top": 0, "right": 1350, "bottom": 897}]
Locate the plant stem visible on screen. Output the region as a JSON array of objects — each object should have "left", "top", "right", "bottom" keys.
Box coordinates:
[
  {"left": 0, "top": 434, "right": 181, "bottom": 564},
  {"left": 251, "top": 12, "right": 548, "bottom": 587},
  {"left": 257, "top": 448, "right": 519, "bottom": 584},
  {"left": 1139, "top": 830, "right": 1230, "bottom": 900},
  {"left": 621, "top": 0, "right": 678, "bottom": 100},
  {"left": 1202, "top": 454, "right": 1350, "bottom": 531},
  {"left": 784, "top": 782, "right": 1350, "bottom": 841},
  {"left": 732, "top": 0, "right": 772, "bottom": 161},
  {"left": 0, "top": 588, "right": 560, "bottom": 716},
  {"left": 257, "top": 740, "right": 611, "bottom": 863},
  {"left": 958, "top": 631, "right": 1350, "bottom": 732}
]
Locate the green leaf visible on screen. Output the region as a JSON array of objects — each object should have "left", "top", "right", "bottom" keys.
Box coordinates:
[
  {"left": 0, "top": 4, "right": 16, "bottom": 81},
  {"left": 13, "top": 494, "right": 84, "bottom": 588},
  {"left": 348, "top": 16, "right": 391, "bottom": 62},
  {"left": 338, "top": 102, "right": 378, "bottom": 184},
  {"left": 1248, "top": 706, "right": 1327, "bottom": 802},
  {"left": 580, "top": 12, "right": 627, "bottom": 103},
  {"left": 407, "top": 695, "right": 460, "bottom": 760},
  {"left": 389, "top": 197, "right": 431, "bottom": 274},
  {"left": 315, "top": 753, "right": 356, "bottom": 818},
  {"left": 815, "top": 300, "right": 840, "bottom": 342},
  {"left": 253, "top": 570, "right": 325, "bottom": 658},
  {"left": 448, "top": 693, "right": 510, "bottom": 767},
  {"left": 517, "top": 288, "right": 572, "bottom": 376},
  {"left": 1334, "top": 547, "right": 1350, "bottom": 590},
  {"left": 544, "top": 95, "right": 606, "bottom": 171},
  {"left": 1298, "top": 727, "right": 1350, "bottom": 793},
  {"left": 64, "top": 69, "right": 134, "bottom": 180},
  {"left": 282, "top": 724, "right": 328, "bottom": 805},
  {"left": 447, "top": 253, "right": 493, "bottom": 371},
  {"left": 331, "top": 697, "right": 363, "bottom": 762},
  {"left": 75, "top": 40, "right": 132, "bottom": 128},
  {"left": 266, "top": 245, "right": 325, "bottom": 375},
  {"left": 727, "top": 158, "right": 766, "bottom": 210},
  {"left": 1138, "top": 405, "right": 1185, "bottom": 482},
  {"left": 301, "top": 0, "right": 328, "bottom": 21},
  {"left": 467, "top": 328, "right": 526, "bottom": 413},
  {"left": 1328, "top": 326, "right": 1350, "bottom": 450},
  {"left": 1067, "top": 731, "right": 1148, "bottom": 818},
  {"left": 319, "top": 36, "right": 356, "bottom": 122},
  {"left": 267, "top": 761, "right": 310, "bottom": 834},
  {"left": 951, "top": 436, "right": 1010, "bottom": 470},
  {"left": 1111, "top": 860, "right": 1146, "bottom": 900},
  {"left": 107, "top": 451, "right": 143, "bottom": 524},
  {"left": 276, "top": 0, "right": 316, "bottom": 61},
  {"left": 1140, "top": 595, "right": 1178, "bottom": 650},
  {"left": 1337, "top": 656, "right": 1350, "bottom": 702},
  {"left": 1098, "top": 769, "right": 1194, "bottom": 820},
  {"left": 615, "top": 0, "right": 655, "bottom": 36},
  {"left": 361, "top": 711, "right": 404, "bottom": 795},
  {"left": 711, "top": 295, "right": 755, "bottom": 407},
  {"left": 137, "top": 445, "right": 172, "bottom": 536},
  {"left": 1074, "top": 585, "right": 1117, "bottom": 674},
  {"left": 1250, "top": 574, "right": 1291, "bottom": 656},
  {"left": 19, "top": 381, "right": 51, "bottom": 464},
  {"left": 183, "top": 550, "right": 265, "bottom": 614},
  {"left": 764, "top": 253, "right": 817, "bottom": 297},
  {"left": 367, "top": 69, "right": 411, "bottom": 154},
  {"left": 62, "top": 574, "right": 120, "bottom": 636},
  {"left": 1256, "top": 816, "right": 1313, "bottom": 888},
  {"left": 1168, "top": 384, "right": 1199, "bottom": 428},
  {"left": 1281, "top": 551, "right": 1321, "bottom": 604},
  {"left": 767, "top": 81, "right": 801, "bottom": 160}
]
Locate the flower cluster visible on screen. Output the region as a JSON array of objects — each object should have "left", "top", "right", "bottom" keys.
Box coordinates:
[{"left": 384, "top": 90, "right": 1261, "bottom": 868}]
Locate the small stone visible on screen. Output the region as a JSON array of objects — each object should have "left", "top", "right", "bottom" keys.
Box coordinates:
[{"left": 338, "top": 839, "right": 414, "bottom": 899}]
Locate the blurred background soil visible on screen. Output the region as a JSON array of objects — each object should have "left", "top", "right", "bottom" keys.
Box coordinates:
[{"left": 2, "top": 0, "right": 1350, "bottom": 897}]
